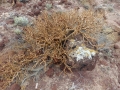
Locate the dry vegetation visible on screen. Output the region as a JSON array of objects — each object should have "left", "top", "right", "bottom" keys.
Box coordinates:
[{"left": 0, "top": 10, "right": 104, "bottom": 89}]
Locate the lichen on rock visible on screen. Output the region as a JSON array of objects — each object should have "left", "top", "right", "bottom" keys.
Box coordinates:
[{"left": 69, "top": 46, "right": 96, "bottom": 61}]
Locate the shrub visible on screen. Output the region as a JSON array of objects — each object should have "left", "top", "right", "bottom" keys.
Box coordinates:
[{"left": 0, "top": 10, "right": 104, "bottom": 89}]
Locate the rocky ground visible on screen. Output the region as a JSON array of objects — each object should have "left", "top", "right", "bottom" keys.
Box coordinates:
[{"left": 0, "top": 0, "right": 120, "bottom": 90}]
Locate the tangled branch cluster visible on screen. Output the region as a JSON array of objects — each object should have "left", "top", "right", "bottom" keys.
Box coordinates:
[{"left": 0, "top": 10, "right": 103, "bottom": 89}]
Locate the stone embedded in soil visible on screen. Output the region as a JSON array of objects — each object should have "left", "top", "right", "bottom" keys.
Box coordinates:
[
  {"left": 38, "top": 1, "right": 43, "bottom": 6},
  {"left": 72, "top": 55, "right": 98, "bottom": 71},
  {"left": 33, "top": 4, "right": 38, "bottom": 8},
  {"left": 115, "top": 21, "right": 120, "bottom": 27},
  {"left": 32, "top": 8, "right": 40, "bottom": 16},
  {"left": 0, "top": 37, "right": 5, "bottom": 51},
  {"left": 3, "top": 36, "right": 9, "bottom": 44},
  {"left": 0, "top": 34, "right": 9, "bottom": 51},
  {"left": 118, "top": 32, "right": 120, "bottom": 35},
  {"left": 45, "top": 68, "right": 54, "bottom": 77},
  {"left": 99, "top": 59, "right": 108, "bottom": 66},
  {"left": 51, "top": 84, "right": 57, "bottom": 90},
  {"left": 41, "top": 0, "right": 46, "bottom": 3},
  {"left": 13, "top": 2, "right": 23, "bottom": 8},
  {"left": 8, "top": 0, "right": 16, "bottom": 4},
  {"left": 27, "top": 12, "right": 34, "bottom": 17},
  {"left": 0, "top": 7, "right": 6, "bottom": 12},
  {"left": 20, "top": 0, "right": 29, "bottom": 3},
  {"left": 79, "top": 57, "right": 98, "bottom": 71},
  {"left": 59, "top": 0, "right": 67, "bottom": 4},
  {"left": 65, "top": 2, "right": 72, "bottom": 5},
  {"left": 70, "top": 71, "right": 80, "bottom": 82},
  {"left": 0, "top": 41, "right": 5, "bottom": 51},
  {"left": 60, "top": 55, "right": 98, "bottom": 72},
  {"left": 9, "top": 83, "right": 21, "bottom": 90},
  {"left": 117, "top": 63, "right": 120, "bottom": 84},
  {"left": 114, "top": 41, "right": 120, "bottom": 49},
  {"left": 6, "top": 18, "right": 14, "bottom": 24},
  {"left": 37, "top": 0, "right": 46, "bottom": 6}
]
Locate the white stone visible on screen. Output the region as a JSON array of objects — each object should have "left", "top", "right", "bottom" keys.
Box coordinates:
[
  {"left": 69, "top": 46, "right": 96, "bottom": 61},
  {"left": 35, "top": 83, "right": 38, "bottom": 89}
]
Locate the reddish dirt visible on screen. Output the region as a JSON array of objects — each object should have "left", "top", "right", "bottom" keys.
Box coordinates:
[{"left": 0, "top": 0, "right": 120, "bottom": 90}]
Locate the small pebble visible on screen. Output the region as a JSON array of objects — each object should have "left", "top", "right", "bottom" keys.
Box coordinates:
[
  {"left": 46, "top": 68, "right": 54, "bottom": 77},
  {"left": 114, "top": 41, "right": 120, "bottom": 49},
  {"left": 10, "top": 83, "right": 21, "bottom": 90}
]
